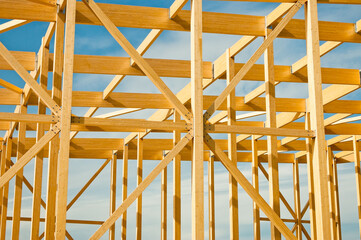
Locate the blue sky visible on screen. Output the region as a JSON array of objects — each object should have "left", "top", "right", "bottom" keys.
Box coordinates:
[{"left": 0, "top": 0, "right": 361, "bottom": 239}]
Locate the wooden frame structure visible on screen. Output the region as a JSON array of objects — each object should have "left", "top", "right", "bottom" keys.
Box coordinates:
[{"left": 0, "top": 0, "right": 360, "bottom": 239}]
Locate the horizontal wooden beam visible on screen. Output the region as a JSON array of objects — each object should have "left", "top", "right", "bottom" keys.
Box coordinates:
[
  {"left": 213, "top": 57, "right": 360, "bottom": 85},
  {"left": 210, "top": 124, "right": 315, "bottom": 137},
  {"left": 70, "top": 117, "right": 192, "bottom": 132},
  {"left": 0, "top": 1, "right": 360, "bottom": 42},
  {"left": 0, "top": 112, "right": 59, "bottom": 124},
  {"left": 222, "top": 0, "right": 361, "bottom": 4}
]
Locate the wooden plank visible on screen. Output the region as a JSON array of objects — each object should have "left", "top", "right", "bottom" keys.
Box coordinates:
[
  {"left": 109, "top": 152, "right": 117, "bottom": 240},
  {"left": 105, "top": 28, "right": 162, "bottom": 98},
  {"left": 305, "top": 113, "right": 317, "bottom": 239},
  {"left": 203, "top": 134, "right": 296, "bottom": 240},
  {"left": 161, "top": 158, "right": 167, "bottom": 240},
  {"left": 264, "top": 27, "right": 281, "bottom": 240},
  {"left": 0, "top": 42, "right": 60, "bottom": 114},
  {"left": 82, "top": 0, "right": 192, "bottom": 123},
  {"left": 222, "top": 0, "right": 361, "bottom": 4},
  {"left": 2, "top": 1, "right": 361, "bottom": 41},
  {"left": 251, "top": 137, "right": 260, "bottom": 240},
  {"left": 211, "top": 124, "right": 314, "bottom": 137},
  {"left": 11, "top": 105, "right": 27, "bottom": 240},
  {"left": 0, "top": 138, "right": 11, "bottom": 239},
  {"left": 30, "top": 38, "right": 49, "bottom": 239},
  {"left": 89, "top": 132, "right": 193, "bottom": 239},
  {"left": 266, "top": 3, "right": 294, "bottom": 26},
  {"left": 67, "top": 159, "right": 110, "bottom": 210},
  {"left": 208, "top": 154, "right": 215, "bottom": 240},
  {"left": 190, "top": 0, "right": 204, "bottom": 239},
  {"left": 121, "top": 143, "right": 128, "bottom": 240},
  {"left": 0, "top": 124, "right": 60, "bottom": 188},
  {"left": 353, "top": 136, "right": 361, "bottom": 238},
  {"left": 258, "top": 162, "right": 297, "bottom": 220},
  {"left": 293, "top": 158, "right": 302, "bottom": 239},
  {"left": 55, "top": 0, "right": 76, "bottom": 238},
  {"left": 136, "top": 136, "right": 143, "bottom": 240},
  {"left": 204, "top": 1, "right": 305, "bottom": 119},
  {"left": 0, "top": 78, "right": 22, "bottom": 94},
  {"left": 0, "top": 19, "right": 31, "bottom": 34},
  {"left": 169, "top": 0, "right": 188, "bottom": 18},
  {"left": 44, "top": 10, "right": 64, "bottom": 240},
  {"left": 292, "top": 41, "right": 342, "bottom": 73},
  {"left": 173, "top": 111, "right": 181, "bottom": 240},
  {"left": 305, "top": 1, "right": 332, "bottom": 237},
  {"left": 0, "top": 112, "right": 58, "bottom": 124},
  {"left": 226, "top": 49, "right": 239, "bottom": 239},
  {"left": 327, "top": 148, "right": 338, "bottom": 239},
  {"left": 332, "top": 161, "right": 342, "bottom": 239}
]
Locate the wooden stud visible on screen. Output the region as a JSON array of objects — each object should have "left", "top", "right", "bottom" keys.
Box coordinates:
[
  {"left": 190, "top": 0, "right": 204, "bottom": 239},
  {"left": 327, "top": 147, "right": 338, "bottom": 239},
  {"left": 226, "top": 48, "right": 239, "bottom": 240},
  {"left": 30, "top": 38, "right": 49, "bottom": 239},
  {"left": 353, "top": 136, "right": 361, "bottom": 238},
  {"left": 55, "top": 0, "right": 76, "bottom": 238},
  {"left": 173, "top": 111, "right": 181, "bottom": 240},
  {"left": 293, "top": 158, "right": 302, "bottom": 239},
  {"left": 161, "top": 155, "right": 167, "bottom": 240},
  {"left": 332, "top": 160, "right": 342, "bottom": 239},
  {"left": 251, "top": 136, "right": 260, "bottom": 240},
  {"left": 0, "top": 138, "right": 12, "bottom": 239},
  {"left": 110, "top": 152, "right": 117, "bottom": 240},
  {"left": 208, "top": 154, "right": 215, "bottom": 240},
  {"left": 305, "top": 1, "right": 332, "bottom": 238},
  {"left": 305, "top": 112, "right": 317, "bottom": 239},
  {"left": 264, "top": 27, "right": 281, "bottom": 240},
  {"left": 11, "top": 105, "right": 27, "bottom": 240},
  {"left": 121, "top": 144, "right": 128, "bottom": 240},
  {"left": 45, "top": 9, "right": 64, "bottom": 240},
  {"left": 136, "top": 136, "right": 143, "bottom": 240}
]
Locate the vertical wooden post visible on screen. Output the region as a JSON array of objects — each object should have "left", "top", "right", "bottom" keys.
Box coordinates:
[
  {"left": 264, "top": 27, "right": 280, "bottom": 240},
  {"left": 161, "top": 154, "right": 167, "bottom": 240},
  {"left": 55, "top": 0, "right": 76, "bottom": 238},
  {"left": 251, "top": 136, "right": 260, "bottom": 240},
  {"left": 293, "top": 158, "right": 301, "bottom": 239},
  {"left": 305, "top": 112, "right": 317, "bottom": 239},
  {"left": 0, "top": 141, "right": 5, "bottom": 217},
  {"left": 173, "top": 111, "right": 181, "bottom": 240},
  {"left": 327, "top": 147, "right": 337, "bottom": 239},
  {"left": 136, "top": 136, "right": 143, "bottom": 240},
  {"left": 208, "top": 154, "right": 215, "bottom": 240},
  {"left": 45, "top": 8, "right": 64, "bottom": 240},
  {"left": 305, "top": 1, "right": 332, "bottom": 238},
  {"left": 30, "top": 37, "right": 49, "bottom": 239},
  {"left": 11, "top": 105, "right": 27, "bottom": 240},
  {"left": 333, "top": 160, "right": 342, "bottom": 240},
  {"left": 353, "top": 136, "right": 361, "bottom": 238},
  {"left": 190, "top": 0, "right": 204, "bottom": 239},
  {"left": 121, "top": 143, "right": 129, "bottom": 240},
  {"left": 109, "top": 152, "right": 117, "bottom": 240},
  {"left": 0, "top": 138, "right": 12, "bottom": 239},
  {"left": 226, "top": 48, "right": 239, "bottom": 240}
]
